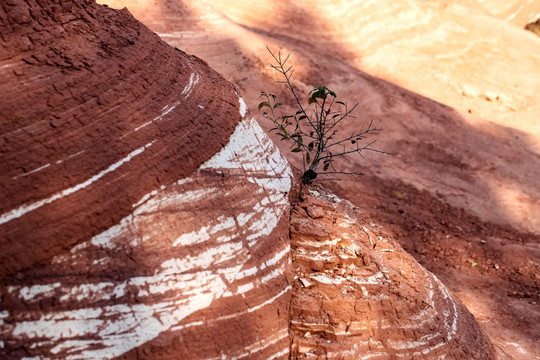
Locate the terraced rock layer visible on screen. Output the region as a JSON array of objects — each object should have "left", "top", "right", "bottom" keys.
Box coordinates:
[
  {"left": 0, "top": 1, "right": 292, "bottom": 358},
  {"left": 289, "top": 186, "right": 510, "bottom": 360}
]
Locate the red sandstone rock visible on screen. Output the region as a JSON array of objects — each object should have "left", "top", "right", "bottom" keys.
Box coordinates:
[
  {"left": 0, "top": 0, "right": 527, "bottom": 359},
  {"left": 290, "top": 185, "right": 511, "bottom": 360},
  {"left": 95, "top": 2, "right": 540, "bottom": 358},
  {"left": 0, "top": 1, "right": 292, "bottom": 358}
]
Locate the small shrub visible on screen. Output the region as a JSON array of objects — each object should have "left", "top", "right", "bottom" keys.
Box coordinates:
[{"left": 259, "top": 47, "right": 386, "bottom": 184}]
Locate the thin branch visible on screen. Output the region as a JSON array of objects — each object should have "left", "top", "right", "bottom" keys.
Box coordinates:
[{"left": 318, "top": 171, "right": 365, "bottom": 176}]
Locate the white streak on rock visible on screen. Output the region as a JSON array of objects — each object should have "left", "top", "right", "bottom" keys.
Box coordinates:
[
  {"left": 173, "top": 216, "right": 236, "bottom": 247},
  {"left": 310, "top": 273, "right": 344, "bottom": 285},
  {"left": 267, "top": 348, "right": 289, "bottom": 360},
  {"left": 261, "top": 268, "right": 285, "bottom": 284},
  {"left": 181, "top": 73, "right": 200, "bottom": 98},
  {"left": 239, "top": 97, "right": 247, "bottom": 117},
  {"left": 0, "top": 141, "right": 156, "bottom": 226},
  {"left": 16, "top": 283, "right": 62, "bottom": 301},
  {"left": 56, "top": 150, "right": 86, "bottom": 165},
  {"left": 235, "top": 328, "right": 288, "bottom": 359},
  {"left": 260, "top": 245, "right": 290, "bottom": 269},
  {"left": 349, "top": 272, "right": 386, "bottom": 285},
  {"left": 4, "top": 106, "right": 293, "bottom": 358},
  {"left": 297, "top": 238, "right": 341, "bottom": 248},
  {"left": 12, "top": 163, "right": 50, "bottom": 179}
]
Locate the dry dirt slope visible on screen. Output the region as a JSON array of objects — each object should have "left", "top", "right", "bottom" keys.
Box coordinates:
[{"left": 98, "top": 1, "right": 540, "bottom": 359}]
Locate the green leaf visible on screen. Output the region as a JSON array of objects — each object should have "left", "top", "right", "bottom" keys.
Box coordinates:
[
  {"left": 305, "top": 151, "right": 311, "bottom": 165},
  {"left": 258, "top": 102, "right": 270, "bottom": 111},
  {"left": 291, "top": 148, "right": 302, "bottom": 153},
  {"left": 308, "top": 141, "right": 314, "bottom": 150},
  {"left": 308, "top": 97, "right": 317, "bottom": 105},
  {"left": 273, "top": 102, "right": 282, "bottom": 109},
  {"left": 336, "top": 101, "right": 345, "bottom": 106},
  {"left": 323, "top": 162, "right": 330, "bottom": 171}
]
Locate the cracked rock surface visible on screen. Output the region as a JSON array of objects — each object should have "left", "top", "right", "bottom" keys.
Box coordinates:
[{"left": 289, "top": 186, "right": 510, "bottom": 360}]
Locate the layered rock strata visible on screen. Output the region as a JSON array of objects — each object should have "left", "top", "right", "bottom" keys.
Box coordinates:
[
  {"left": 289, "top": 186, "right": 510, "bottom": 360},
  {"left": 0, "top": 1, "right": 292, "bottom": 359},
  {"left": 0, "top": 1, "right": 518, "bottom": 359}
]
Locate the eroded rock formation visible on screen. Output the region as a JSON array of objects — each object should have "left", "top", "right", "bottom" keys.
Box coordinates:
[
  {"left": 92, "top": 2, "right": 540, "bottom": 357},
  {"left": 0, "top": 1, "right": 292, "bottom": 358},
  {"left": 0, "top": 0, "right": 519, "bottom": 359},
  {"left": 289, "top": 186, "right": 511, "bottom": 360}
]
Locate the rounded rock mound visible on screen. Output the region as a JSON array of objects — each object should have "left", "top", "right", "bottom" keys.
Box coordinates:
[
  {"left": 289, "top": 186, "right": 512, "bottom": 360},
  {"left": 0, "top": 1, "right": 292, "bottom": 359}
]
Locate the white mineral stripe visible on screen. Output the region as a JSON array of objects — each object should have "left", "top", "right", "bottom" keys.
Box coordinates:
[
  {"left": 260, "top": 245, "right": 290, "bottom": 269},
  {"left": 55, "top": 150, "right": 85, "bottom": 165},
  {"left": 13, "top": 163, "right": 50, "bottom": 179},
  {"left": 181, "top": 73, "right": 195, "bottom": 95},
  {"left": 235, "top": 282, "right": 255, "bottom": 294},
  {"left": 267, "top": 347, "right": 289, "bottom": 360},
  {"left": 237, "top": 329, "right": 288, "bottom": 359},
  {"left": 310, "top": 273, "right": 344, "bottom": 284},
  {"left": 17, "top": 283, "right": 62, "bottom": 301},
  {"left": 297, "top": 238, "right": 341, "bottom": 248},
  {"left": 194, "top": 285, "right": 291, "bottom": 325},
  {"left": 14, "top": 264, "right": 242, "bottom": 359},
  {"left": 171, "top": 285, "right": 291, "bottom": 333},
  {"left": 239, "top": 97, "right": 248, "bottom": 117},
  {"left": 409, "top": 340, "right": 447, "bottom": 357},
  {"left": 181, "top": 73, "right": 199, "bottom": 98},
  {"left": 5, "top": 106, "right": 293, "bottom": 358},
  {"left": 349, "top": 272, "right": 386, "bottom": 285},
  {"left": 261, "top": 268, "right": 285, "bottom": 283},
  {"left": 173, "top": 216, "right": 236, "bottom": 247},
  {"left": 0, "top": 141, "right": 156, "bottom": 226}
]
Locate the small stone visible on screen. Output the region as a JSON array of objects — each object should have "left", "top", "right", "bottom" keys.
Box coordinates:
[
  {"left": 306, "top": 205, "right": 325, "bottom": 219},
  {"left": 393, "top": 190, "right": 404, "bottom": 200}
]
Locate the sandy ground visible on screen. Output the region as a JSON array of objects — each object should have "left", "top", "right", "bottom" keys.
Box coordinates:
[{"left": 99, "top": 1, "right": 540, "bottom": 358}]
